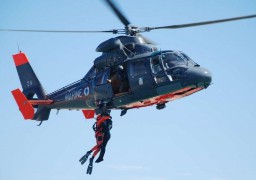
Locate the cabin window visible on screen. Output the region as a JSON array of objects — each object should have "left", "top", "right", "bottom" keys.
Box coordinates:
[{"left": 129, "top": 59, "right": 147, "bottom": 77}]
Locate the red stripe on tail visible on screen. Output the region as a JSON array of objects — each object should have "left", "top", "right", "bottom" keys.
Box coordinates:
[{"left": 13, "top": 53, "right": 29, "bottom": 66}]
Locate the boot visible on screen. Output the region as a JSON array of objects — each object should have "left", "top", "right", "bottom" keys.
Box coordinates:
[
  {"left": 79, "top": 151, "right": 91, "bottom": 165},
  {"left": 87, "top": 157, "right": 94, "bottom": 175},
  {"left": 95, "top": 155, "right": 104, "bottom": 163}
]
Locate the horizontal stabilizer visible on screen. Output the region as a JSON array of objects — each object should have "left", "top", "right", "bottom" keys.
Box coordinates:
[
  {"left": 11, "top": 88, "right": 34, "bottom": 120},
  {"left": 82, "top": 110, "right": 95, "bottom": 119}
]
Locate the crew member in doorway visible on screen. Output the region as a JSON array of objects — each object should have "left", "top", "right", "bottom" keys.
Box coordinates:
[
  {"left": 79, "top": 113, "right": 112, "bottom": 175},
  {"left": 117, "top": 65, "right": 127, "bottom": 93}
]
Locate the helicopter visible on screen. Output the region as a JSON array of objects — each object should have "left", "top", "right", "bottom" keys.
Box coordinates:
[{"left": 8, "top": 0, "right": 256, "bottom": 123}]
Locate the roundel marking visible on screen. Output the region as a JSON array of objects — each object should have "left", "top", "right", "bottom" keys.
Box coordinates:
[{"left": 84, "top": 86, "right": 89, "bottom": 96}]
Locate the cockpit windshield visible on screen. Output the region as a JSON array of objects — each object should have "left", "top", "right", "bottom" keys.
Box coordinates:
[
  {"left": 179, "top": 52, "right": 199, "bottom": 66},
  {"left": 162, "top": 52, "right": 186, "bottom": 69}
]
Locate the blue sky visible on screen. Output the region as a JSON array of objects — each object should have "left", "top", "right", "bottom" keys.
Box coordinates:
[{"left": 1, "top": 0, "right": 256, "bottom": 180}]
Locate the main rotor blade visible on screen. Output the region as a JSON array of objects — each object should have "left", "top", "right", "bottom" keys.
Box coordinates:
[
  {"left": 148, "top": 14, "right": 256, "bottom": 30},
  {"left": 0, "top": 29, "right": 116, "bottom": 33},
  {"left": 103, "top": 0, "right": 130, "bottom": 27}
]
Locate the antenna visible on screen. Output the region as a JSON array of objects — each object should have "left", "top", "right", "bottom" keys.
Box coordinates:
[{"left": 17, "top": 42, "right": 21, "bottom": 53}]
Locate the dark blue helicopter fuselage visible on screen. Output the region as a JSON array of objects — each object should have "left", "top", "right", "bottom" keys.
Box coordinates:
[{"left": 45, "top": 36, "right": 212, "bottom": 113}]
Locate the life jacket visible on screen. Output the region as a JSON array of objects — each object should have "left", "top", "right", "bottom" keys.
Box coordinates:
[{"left": 93, "top": 115, "right": 112, "bottom": 133}]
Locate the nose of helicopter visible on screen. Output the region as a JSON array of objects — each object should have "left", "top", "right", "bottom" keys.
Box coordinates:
[{"left": 186, "top": 67, "right": 212, "bottom": 88}]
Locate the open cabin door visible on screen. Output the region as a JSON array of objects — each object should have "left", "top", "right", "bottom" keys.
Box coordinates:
[
  {"left": 109, "top": 64, "right": 131, "bottom": 96},
  {"left": 94, "top": 68, "right": 113, "bottom": 103}
]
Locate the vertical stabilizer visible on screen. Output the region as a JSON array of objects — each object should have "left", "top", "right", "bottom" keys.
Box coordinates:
[{"left": 13, "top": 52, "right": 46, "bottom": 99}]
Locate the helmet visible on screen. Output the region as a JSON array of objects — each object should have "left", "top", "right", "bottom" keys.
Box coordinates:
[{"left": 118, "top": 65, "right": 124, "bottom": 70}]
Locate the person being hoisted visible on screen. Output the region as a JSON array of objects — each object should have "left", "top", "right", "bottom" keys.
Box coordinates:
[{"left": 79, "top": 113, "right": 112, "bottom": 175}]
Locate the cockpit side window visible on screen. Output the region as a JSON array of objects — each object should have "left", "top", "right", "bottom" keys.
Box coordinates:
[
  {"left": 162, "top": 53, "right": 186, "bottom": 69},
  {"left": 151, "top": 56, "right": 163, "bottom": 74}
]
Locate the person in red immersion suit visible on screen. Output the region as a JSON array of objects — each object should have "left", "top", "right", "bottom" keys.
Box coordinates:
[{"left": 79, "top": 113, "right": 112, "bottom": 175}]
